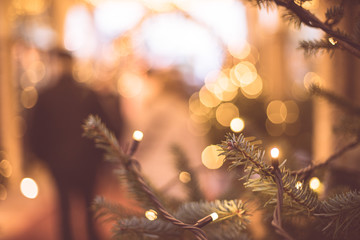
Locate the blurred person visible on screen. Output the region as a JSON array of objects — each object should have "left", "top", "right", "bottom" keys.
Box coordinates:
[{"left": 25, "top": 48, "right": 122, "bottom": 240}]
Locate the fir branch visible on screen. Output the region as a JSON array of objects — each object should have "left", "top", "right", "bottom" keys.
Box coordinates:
[
  {"left": 259, "top": 0, "right": 360, "bottom": 58},
  {"left": 113, "top": 217, "right": 182, "bottom": 239},
  {"left": 317, "top": 191, "right": 360, "bottom": 239},
  {"left": 219, "top": 133, "right": 320, "bottom": 213},
  {"left": 299, "top": 39, "right": 336, "bottom": 56},
  {"left": 171, "top": 145, "right": 205, "bottom": 201},
  {"left": 176, "top": 200, "right": 250, "bottom": 240},
  {"left": 92, "top": 196, "right": 132, "bottom": 221},
  {"left": 292, "top": 138, "right": 360, "bottom": 179},
  {"left": 309, "top": 84, "right": 360, "bottom": 116},
  {"left": 83, "top": 115, "right": 209, "bottom": 240},
  {"left": 325, "top": 5, "right": 344, "bottom": 26}
]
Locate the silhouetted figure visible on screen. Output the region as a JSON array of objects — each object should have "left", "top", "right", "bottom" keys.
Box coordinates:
[{"left": 26, "top": 49, "right": 122, "bottom": 240}]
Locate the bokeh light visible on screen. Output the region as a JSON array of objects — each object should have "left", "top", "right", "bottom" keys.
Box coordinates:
[
  {"left": 266, "top": 100, "right": 287, "bottom": 124},
  {"left": 117, "top": 72, "right": 144, "bottom": 98},
  {"left": 265, "top": 119, "right": 285, "bottom": 136},
  {"left": 309, "top": 177, "right": 320, "bottom": 190},
  {"left": 240, "top": 75, "right": 263, "bottom": 99},
  {"left": 0, "top": 159, "right": 12, "bottom": 178},
  {"left": 21, "top": 86, "right": 38, "bottom": 109},
  {"left": 94, "top": 0, "right": 145, "bottom": 39},
  {"left": 179, "top": 171, "right": 191, "bottom": 183},
  {"left": 199, "top": 86, "right": 221, "bottom": 108},
  {"left": 216, "top": 103, "right": 239, "bottom": 127},
  {"left": 304, "top": 72, "right": 322, "bottom": 89},
  {"left": 145, "top": 209, "right": 158, "bottom": 221},
  {"left": 230, "top": 117, "right": 245, "bottom": 132},
  {"left": 284, "top": 100, "right": 299, "bottom": 123},
  {"left": 201, "top": 145, "right": 225, "bottom": 169},
  {"left": 20, "top": 178, "right": 39, "bottom": 199}
]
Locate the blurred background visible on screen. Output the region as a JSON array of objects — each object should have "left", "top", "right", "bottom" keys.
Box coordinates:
[{"left": 0, "top": 0, "right": 359, "bottom": 239}]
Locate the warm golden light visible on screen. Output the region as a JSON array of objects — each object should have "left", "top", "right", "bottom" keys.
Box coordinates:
[
  {"left": 199, "top": 86, "right": 221, "bottom": 108},
  {"left": 132, "top": 130, "right": 144, "bottom": 141},
  {"left": 215, "top": 103, "right": 239, "bottom": 127},
  {"left": 21, "top": 86, "right": 38, "bottom": 109},
  {"left": 295, "top": 181, "right": 302, "bottom": 190},
  {"left": 304, "top": 72, "right": 322, "bottom": 89},
  {"left": 284, "top": 100, "right": 300, "bottom": 123},
  {"left": 179, "top": 171, "right": 191, "bottom": 183},
  {"left": 117, "top": 73, "right": 144, "bottom": 98},
  {"left": 328, "top": 37, "right": 337, "bottom": 45},
  {"left": 270, "top": 147, "right": 280, "bottom": 158},
  {"left": 210, "top": 212, "right": 219, "bottom": 221},
  {"left": 265, "top": 119, "right": 285, "bottom": 137},
  {"left": 0, "top": 159, "right": 12, "bottom": 178},
  {"left": 240, "top": 75, "right": 263, "bottom": 99},
  {"left": 201, "top": 145, "right": 225, "bottom": 169},
  {"left": 266, "top": 100, "right": 287, "bottom": 124},
  {"left": 230, "top": 117, "right": 245, "bottom": 132},
  {"left": 145, "top": 209, "right": 158, "bottom": 221},
  {"left": 309, "top": 177, "right": 320, "bottom": 190},
  {"left": 20, "top": 178, "right": 39, "bottom": 199},
  {"left": 228, "top": 41, "right": 251, "bottom": 59}
]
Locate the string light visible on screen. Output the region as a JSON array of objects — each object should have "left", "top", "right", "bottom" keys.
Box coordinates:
[
  {"left": 130, "top": 130, "right": 143, "bottom": 155},
  {"left": 295, "top": 181, "right": 302, "bottom": 190},
  {"left": 230, "top": 117, "right": 245, "bottom": 132},
  {"left": 179, "top": 171, "right": 191, "bottom": 183},
  {"left": 145, "top": 209, "right": 158, "bottom": 221},
  {"left": 193, "top": 212, "right": 219, "bottom": 228},
  {"left": 309, "top": 177, "right": 320, "bottom": 190},
  {"left": 270, "top": 147, "right": 280, "bottom": 168},
  {"left": 328, "top": 37, "right": 337, "bottom": 46},
  {"left": 132, "top": 130, "right": 144, "bottom": 141},
  {"left": 20, "top": 178, "right": 39, "bottom": 199}
]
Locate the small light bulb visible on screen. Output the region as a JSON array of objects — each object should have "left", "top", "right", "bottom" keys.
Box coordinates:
[
  {"left": 270, "top": 147, "right": 280, "bottom": 158},
  {"left": 132, "top": 130, "right": 143, "bottom": 141},
  {"left": 328, "top": 37, "right": 337, "bottom": 46},
  {"left": 179, "top": 171, "right": 191, "bottom": 183},
  {"left": 309, "top": 177, "right": 320, "bottom": 190},
  {"left": 295, "top": 181, "right": 302, "bottom": 190},
  {"left": 145, "top": 209, "right": 158, "bottom": 221},
  {"left": 20, "top": 178, "right": 38, "bottom": 199},
  {"left": 210, "top": 212, "right": 218, "bottom": 221}
]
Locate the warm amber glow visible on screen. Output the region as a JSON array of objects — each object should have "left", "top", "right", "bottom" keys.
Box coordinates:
[
  {"left": 270, "top": 147, "right": 280, "bottom": 158},
  {"left": 145, "top": 209, "right": 158, "bottom": 221},
  {"left": 284, "top": 100, "right": 299, "bottom": 123},
  {"left": 0, "top": 184, "right": 7, "bottom": 200},
  {"left": 117, "top": 73, "right": 144, "bottom": 98},
  {"left": 21, "top": 86, "right": 38, "bottom": 109},
  {"left": 132, "top": 130, "right": 144, "bottom": 141},
  {"left": 215, "top": 103, "right": 239, "bottom": 127},
  {"left": 201, "top": 145, "right": 225, "bottom": 169},
  {"left": 309, "top": 177, "right": 320, "bottom": 190},
  {"left": 328, "top": 37, "right": 337, "bottom": 45},
  {"left": 295, "top": 181, "right": 302, "bottom": 190},
  {"left": 304, "top": 72, "right": 322, "bottom": 89},
  {"left": 230, "top": 117, "right": 245, "bottom": 132},
  {"left": 240, "top": 75, "right": 263, "bottom": 99},
  {"left": 13, "top": 0, "right": 49, "bottom": 15},
  {"left": 265, "top": 119, "right": 285, "bottom": 137},
  {"left": 189, "top": 93, "right": 211, "bottom": 117},
  {"left": 199, "top": 86, "right": 221, "bottom": 108},
  {"left": 179, "top": 171, "right": 191, "bottom": 183},
  {"left": 0, "top": 159, "right": 12, "bottom": 178},
  {"left": 266, "top": 100, "right": 287, "bottom": 124},
  {"left": 228, "top": 41, "right": 251, "bottom": 59},
  {"left": 20, "top": 178, "right": 39, "bottom": 199}
]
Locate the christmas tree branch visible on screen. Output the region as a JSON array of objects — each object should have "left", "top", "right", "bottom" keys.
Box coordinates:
[
  {"left": 250, "top": 0, "right": 360, "bottom": 58},
  {"left": 220, "top": 132, "right": 360, "bottom": 238},
  {"left": 292, "top": 137, "right": 360, "bottom": 179},
  {"left": 171, "top": 145, "right": 205, "bottom": 201}
]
